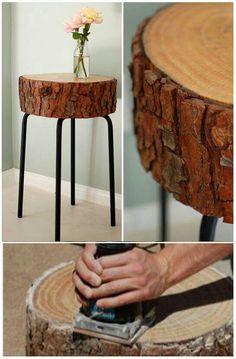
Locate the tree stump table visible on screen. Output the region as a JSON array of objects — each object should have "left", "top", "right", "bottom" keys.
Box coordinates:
[
  {"left": 131, "top": 3, "right": 233, "bottom": 225},
  {"left": 18, "top": 74, "right": 117, "bottom": 241},
  {"left": 26, "top": 261, "right": 233, "bottom": 356}
]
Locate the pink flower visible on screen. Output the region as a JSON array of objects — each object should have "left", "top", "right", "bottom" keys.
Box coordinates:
[
  {"left": 64, "top": 13, "right": 83, "bottom": 33},
  {"left": 72, "top": 13, "right": 83, "bottom": 27},
  {"left": 64, "top": 8, "right": 103, "bottom": 33},
  {"left": 64, "top": 21, "right": 74, "bottom": 33}
]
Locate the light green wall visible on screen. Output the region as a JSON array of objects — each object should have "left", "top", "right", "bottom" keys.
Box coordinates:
[
  {"left": 124, "top": 3, "right": 167, "bottom": 67},
  {"left": 124, "top": 3, "right": 167, "bottom": 207},
  {"left": 2, "top": 3, "right": 13, "bottom": 171},
  {"left": 125, "top": 133, "right": 159, "bottom": 207},
  {"left": 4, "top": 2, "right": 121, "bottom": 193}
]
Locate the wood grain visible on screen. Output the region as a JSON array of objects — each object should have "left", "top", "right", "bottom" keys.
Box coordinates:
[
  {"left": 26, "top": 261, "right": 233, "bottom": 356},
  {"left": 23, "top": 74, "right": 115, "bottom": 83},
  {"left": 143, "top": 3, "right": 233, "bottom": 105},
  {"left": 19, "top": 73, "right": 117, "bottom": 119},
  {"left": 130, "top": 4, "right": 233, "bottom": 222}
]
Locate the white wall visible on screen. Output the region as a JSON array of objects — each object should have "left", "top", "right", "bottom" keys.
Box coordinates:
[
  {"left": 2, "top": 3, "right": 13, "bottom": 170},
  {"left": 10, "top": 2, "right": 121, "bottom": 193}
]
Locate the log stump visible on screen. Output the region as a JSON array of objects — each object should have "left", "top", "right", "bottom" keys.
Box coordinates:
[
  {"left": 131, "top": 3, "right": 233, "bottom": 223},
  {"left": 19, "top": 74, "right": 117, "bottom": 119},
  {"left": 26, "top": 261, "right": 233, "bottom": 356}
]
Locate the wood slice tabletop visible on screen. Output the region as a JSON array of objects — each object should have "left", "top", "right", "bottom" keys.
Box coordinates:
[
  {"left": 26, "top": 261, "right": 233, "bottom": 356},
  {"left": 131, "top": 3, "right": 233, "bottom": 222},
  {"left": 22, "top": 73, "right": 115, "bottom": 83},
  {"left": 19, "top": 73, "right": 117, "bottom": 119},
  {"left": 143, "top": 3, "right": 233, "bottom": 105}
]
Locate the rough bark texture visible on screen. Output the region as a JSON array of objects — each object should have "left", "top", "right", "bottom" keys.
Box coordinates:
[
  {"left": 19, "top": 74, "right": 117, "bottom": 119},
  {"left": 130, "top": 18, "right": 233, "bottom": 223},
  {"left": 26, "top": 262, "right": 233, "bottom": 356},
  {"left": 26, "top": 310, "right": 233, "bottom": 356}
]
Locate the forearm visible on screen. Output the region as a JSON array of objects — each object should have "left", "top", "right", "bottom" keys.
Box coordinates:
[
  {"left": 159, "top": 243, "right": 233, "bottom": 290},
  {"left": 73, "top": 243, "right": 233, "bottom": 308}
]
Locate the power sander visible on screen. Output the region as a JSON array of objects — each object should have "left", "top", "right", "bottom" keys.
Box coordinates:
[{"left": 73, "top": 244, "right": 155, "bottom": 345}]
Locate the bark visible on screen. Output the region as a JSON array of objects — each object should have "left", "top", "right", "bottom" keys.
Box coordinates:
[
  {"left": 130, "top": 16, "right": 233, "bottom": 223},
  {"left": 19, "top": 74, "right": 117, "bottom": 119},
  {"left": 26, "top": 262, "right": 233, "bottom": 356}
]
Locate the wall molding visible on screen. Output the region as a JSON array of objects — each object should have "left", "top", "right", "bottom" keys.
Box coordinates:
[{"left": 3, "top": 168, "right": 121, "bottom": 210}]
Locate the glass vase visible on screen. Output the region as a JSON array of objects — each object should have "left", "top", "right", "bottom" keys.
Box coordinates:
[{"left": 73, "top": 41, "right": 90, "bottom": 79}]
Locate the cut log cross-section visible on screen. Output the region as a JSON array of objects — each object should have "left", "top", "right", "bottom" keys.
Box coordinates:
[
  {"left": 131, "top": 3, "right": 233, "bottom": 222},
  {"left": 26, "top": 261, "right": 233, "bottom": 356},
  {"left": 19, "top": 74, "right": 117, "bottom": 119}
]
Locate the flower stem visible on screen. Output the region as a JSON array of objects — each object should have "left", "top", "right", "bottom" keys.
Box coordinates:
[
  {"left": 80, "top": 55, "right": 87, "bottom": 77},
  {"left": 73, "top": 26, "right": 90, "bottom": 78},
  {"left": 74, "top": 40, "right": 88, "bottom": 78}
]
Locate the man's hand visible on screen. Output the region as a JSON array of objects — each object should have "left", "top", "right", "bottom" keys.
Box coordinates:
[
  {"left": 96, "top": 247, "right": 169, "bottom": 308},
  {"left": 72, "top": 244, "right": 103, "bottom": 305},
  {"left": 73, "top": 245, "right": 169, "bottom": 308},
  {"left": 73, "top": 243, "right": 233, "bottom": 309}
]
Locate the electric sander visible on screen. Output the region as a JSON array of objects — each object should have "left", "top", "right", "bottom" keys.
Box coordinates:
[{"left": 73, "top": 244, "right": 155, "bottom": 345}]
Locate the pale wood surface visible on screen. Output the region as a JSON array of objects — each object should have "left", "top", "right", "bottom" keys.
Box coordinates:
[
  {"left": 23, "top": 73, "right": 115, "bottom": 83},
  {"left": 32, "top": 262, "right": 232, "bottom": 345},
  {"left": 4, "top": 244, "right": 233, "bottom": 356},
  {"left": 24, "top": 245, "right": 233, "bottom": 355},
  {"left": 143, "top": 3, "right": 233, "bottom": 105}
]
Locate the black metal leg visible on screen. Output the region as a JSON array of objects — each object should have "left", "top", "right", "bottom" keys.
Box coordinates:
[
  {"left": 18, "top": 113, "right": 29, "bottom": 218},
  {"left": 160, "top": 187, "right": 167, "bottom": 242},
  {"left": 199, "top": 215, "right": 218, "bottom": 241},
  {"left": 104, "top": 116, "right": 116, "bottom": 226},
  {"left": 71, "top": 118, "right": 75, "bottom": 206},
  {"left": 55, "top": 118, "right": 65, "bottom": 242}
]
